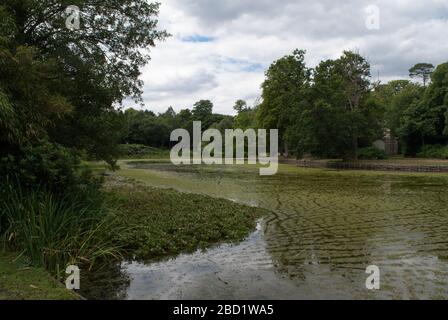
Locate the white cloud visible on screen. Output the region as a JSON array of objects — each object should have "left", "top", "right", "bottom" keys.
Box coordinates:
[{"left": 131, "top": 0, "right": 448, "bottom": 115}]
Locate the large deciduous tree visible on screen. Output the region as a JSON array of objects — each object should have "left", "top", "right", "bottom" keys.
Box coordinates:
[
  {"left": 192, "top": 100, "right": 214, "bottom": 128},
  {"left": 0, "top": 0, "right": 168, "bottom": 170},
  {"left": 257, "top": 49, "right": 311, "bottom": 157},
  {"left": 296, "top": 51, "right": 378, "bottom": 159},
  {"left": 233, "top": 100, "right": 257, "bottom": 131},
  {"left": 397, "top": 62, "right": 448, "bottom": 155}
]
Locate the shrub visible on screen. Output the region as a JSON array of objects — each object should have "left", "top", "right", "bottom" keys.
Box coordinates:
[
  {"left": 417, "top": 144, "right": 448, "bottom": 159},
  {"left": 0, "top": 140, "right": 101, "bottom": 195},
  {"left": 358, "top": 146, "right": 388, "bottom": 160}
]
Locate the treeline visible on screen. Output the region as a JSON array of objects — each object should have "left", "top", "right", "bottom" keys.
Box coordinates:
[
  {"left": 124, "top": 51, "right": 448, "bottom": 160},
  {"left": 259, "top": 51, "right": 448, "bottom": 159},
  {"left": 121, "top": 101, "right": 234, "bottom": 148}
]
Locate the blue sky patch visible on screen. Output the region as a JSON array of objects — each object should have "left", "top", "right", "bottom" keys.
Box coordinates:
[
  {"left": 182, "top": 34, "right": 215, "bottom": 43},
  {"left": 221, "top": 57, "right": 265, "bottom": 73}
]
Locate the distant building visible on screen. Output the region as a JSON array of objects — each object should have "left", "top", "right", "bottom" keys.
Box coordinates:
[{"left": 373, "top": 129, "right": 399, "bottom": 155}]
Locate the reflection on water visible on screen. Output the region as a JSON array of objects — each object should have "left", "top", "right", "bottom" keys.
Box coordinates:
[
  {"left": 88, "top": 163, "right": 448, "bottom": 299},
  {"left": 123, "top": 222, "right": 319, "bottom": 300}
]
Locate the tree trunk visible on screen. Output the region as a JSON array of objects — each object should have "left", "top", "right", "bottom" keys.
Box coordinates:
[
  {"left": 352, "top": 134, "right": 358, "bottom": 160},
  {"left": 284, "top": 141, "right": 289, "bottom": 158}
]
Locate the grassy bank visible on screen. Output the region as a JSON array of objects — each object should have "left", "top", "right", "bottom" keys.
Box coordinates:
[
  {"left": 0, "top": 182, "right": 120, "bottom": 276},
  {"left": 0, "top": 251, "right": 79, "bottom": 300}
]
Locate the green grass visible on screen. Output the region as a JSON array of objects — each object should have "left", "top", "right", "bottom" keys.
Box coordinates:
[
  {"left": 0, "top": 251, "right": 79, "bottom": 300},
  {"left": 0, "top": 182, "right": 121, "bottom": 277},
  {"left": 104, "top": 177, "right": 269, "bottom": 260}
]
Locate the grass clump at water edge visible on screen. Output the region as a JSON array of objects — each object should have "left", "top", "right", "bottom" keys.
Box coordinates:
[{"left": 0, "top": 180, "right": 121, "bottom": 278}]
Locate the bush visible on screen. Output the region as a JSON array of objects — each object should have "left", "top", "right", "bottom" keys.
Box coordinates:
[
  {"left": 358, "top": 146, "right": 388, "bottom": 160},
  {"left": 417, "top": 144, "right": 448, "bottom": 159},
  {"left": 0, "top": 140, "right": 101, "bottom": 195}
]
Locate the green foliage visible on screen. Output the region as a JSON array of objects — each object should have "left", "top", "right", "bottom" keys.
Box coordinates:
[
  {"left": 314, "top": 51, "right": 373, "bottom": 160},
  {"left": 358, "top": 146, "right": 388, "bottom": 160},
  {"left": 233, "top": 99, "right": 248, "bottom": 113},
  {"left": 0, "top": 43, "right": 73, "bottom": 147},
  {"left": 375, "top": 80, "right": 424, "bottom": 137},
  {"left": 269, "top": 50, "right": 378, "bottom": 159},
  {"left": 122, "top": 109, "right": 170, "bottom": 148},
  {"left": 409, "top": 63, "right": 435, "bottom": 87},
  {"left": 256, "top": 50, "right": 448, "bottom": 160},
  {"left": 106, "top": 181, "right": 267, "bottom": 259},
  {"left": 0, "top": 1, "right": 173, "bottom": 282},
  {"left": 417, "top": 144, "right": 448, "bottom": 159},
  {"left": 0, "top": 141, "right": 100, "bottom": 195},
  {"left": 397, "top": 62, "right": 448, "bottom": 155},
  {"left": 0, "top": 181, "right": 120, "bottom": 276},
  {"left": 0, "top": 89, "right": 19, "bottom": 144},
  {"left": 258, "top": 49, "right": 311, "bottom": 155},
  {"left": 118, "top": 144, "right": 169, "bottom": 159},
  {"left": 121, "top": 104, "right": 236, "bottom": 149},
  {"left": 210, "top": 116, "right": 234, "bottom": 133},
  {"left": 2, "top": 0, "right": 168, "bottom": 104},
  {"left": 0, "top": 0, "right": 167, "bottom": 177},
  {"left": 192, "top": 100, "right": 215, "bottom": 128},
  {"left": 233, "top": 100, "right": 257, "bottom": 130}
]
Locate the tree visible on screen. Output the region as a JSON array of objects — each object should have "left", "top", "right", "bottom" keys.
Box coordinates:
[
  {"left": 210, "top": 117, "right": 234, "bottom": 134},
  {"left": 120, "top": 105, "right": 237, "bottom": 149},
  {"left": 257, "top": 49, "right": 311, "bottom": 156},
  {"left": 177, "top": 108, "right": 193, "bottom": 134},
  {"left": 338, "top": 51, "right": 372, "bottom": 159},
  {"left": 234, "top": 109, "right": 257, "bottom": 131},
  {"left": 233, "top": 100, "right": 248, "bottom": 113},
  {"left": 373, "top": 80, "right": 423, "bottom": 136},
  {"left": 192, "top": 100, "right": 214, "bottom": 128},
  {"left": 409, "top": 63, "right": 435, "bottom": 87},
  {"left": 0, "top": 0, "right": 168, "bottom": 168},
  {"left": 397, "top": 62, "right": 448, "bottom": 155},
  {"left": 296, "top": 51, "right": 377, "bottom": 159},
  {"left": 297, "top": 58, "right": 350, "bottom": 158}
]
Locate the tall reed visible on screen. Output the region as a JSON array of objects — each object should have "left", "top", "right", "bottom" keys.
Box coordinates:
[{"left": 0, "top": 180, "right": 120, "bottom": 276}]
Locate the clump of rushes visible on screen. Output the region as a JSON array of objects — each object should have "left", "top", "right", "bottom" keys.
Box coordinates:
[
  {"left": 105, "top": 179, "right": 268, "bottom": 260},
  {"left": 0, "top": 181, "right": 121, "bottom": 277}
]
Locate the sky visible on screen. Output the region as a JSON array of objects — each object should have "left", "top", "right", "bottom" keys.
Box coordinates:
[{"left": 130, "top": 0, "right": 448, "bottom": 115}]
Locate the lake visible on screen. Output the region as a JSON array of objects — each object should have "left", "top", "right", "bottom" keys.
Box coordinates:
[{"left": 87, "top": 161, "right": 448, "bottom": 299}]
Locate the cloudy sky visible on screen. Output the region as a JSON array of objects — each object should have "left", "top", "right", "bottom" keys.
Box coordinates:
[{"left": 132, "top": 0, "right": 448, "bottom": 115}]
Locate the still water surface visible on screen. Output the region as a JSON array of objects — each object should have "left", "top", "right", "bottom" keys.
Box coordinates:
[{"left": 91, "top": 162, "right": 448, "bottom": 299}]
